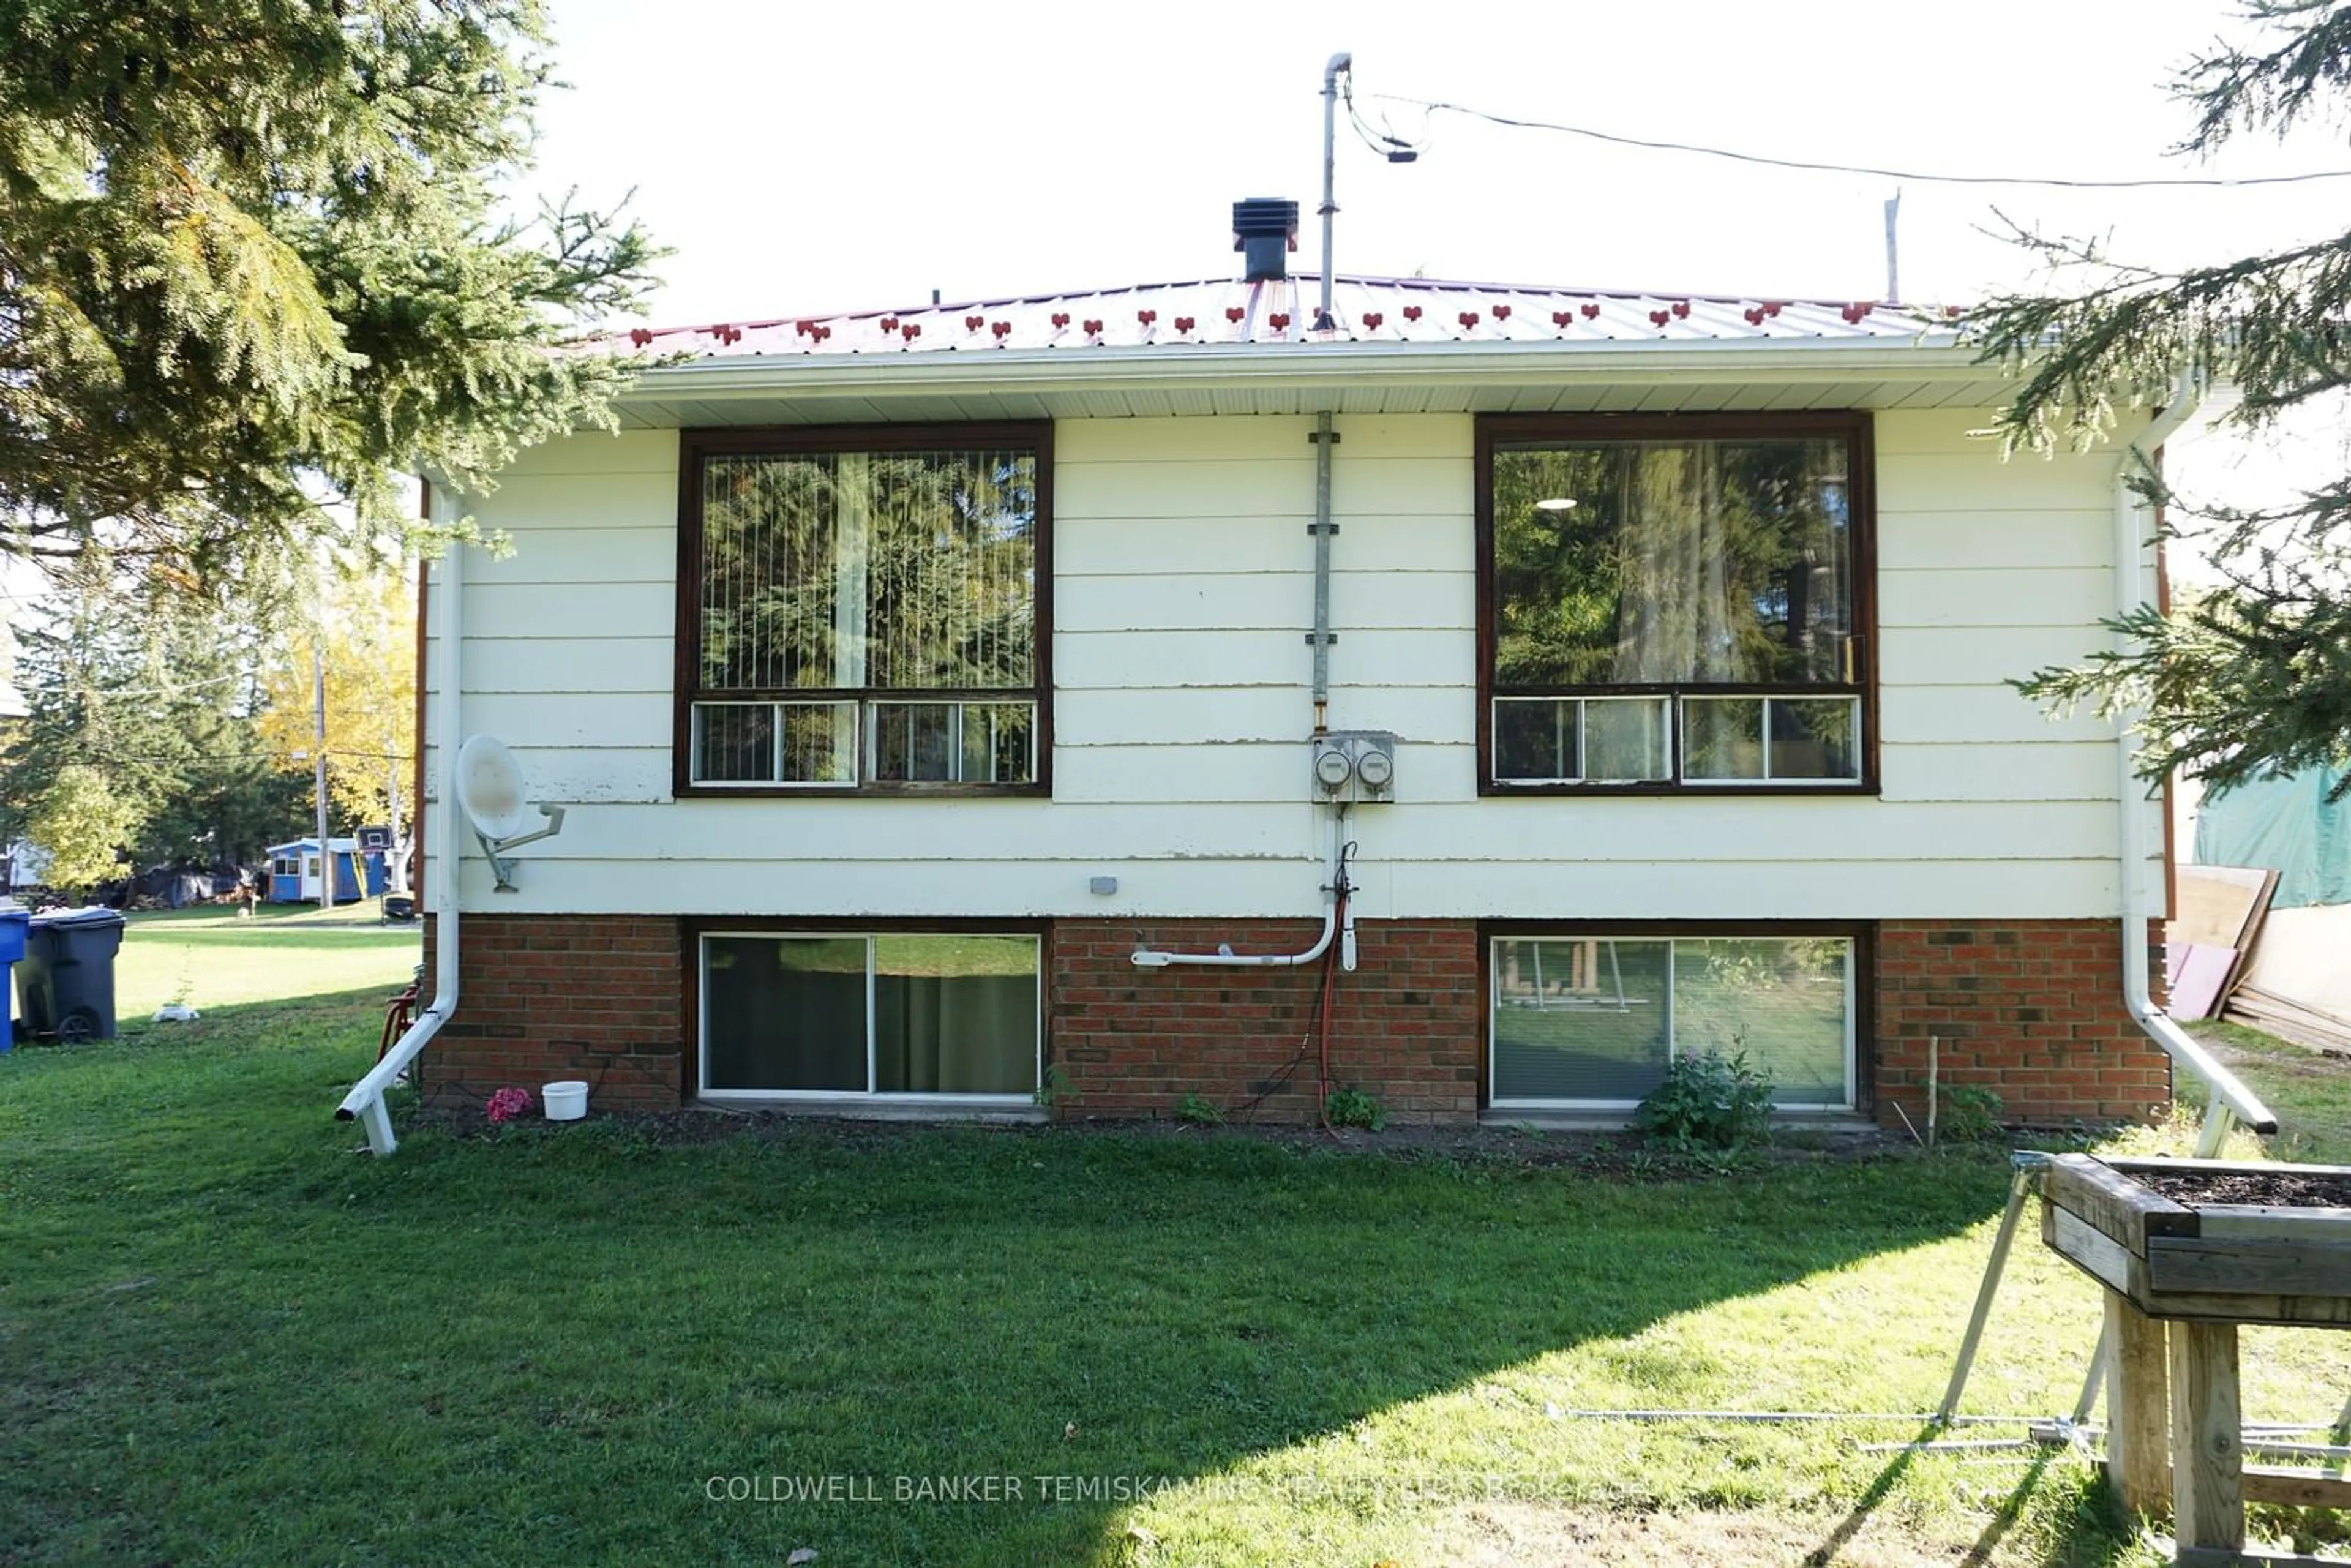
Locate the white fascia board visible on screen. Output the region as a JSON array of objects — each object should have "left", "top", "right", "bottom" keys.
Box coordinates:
[{"left": 615, "top": 335, "right": 1991, "bottom": 408}]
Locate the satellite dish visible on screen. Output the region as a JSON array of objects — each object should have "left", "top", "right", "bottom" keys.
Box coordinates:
[
  {"left": 452, "top": 734, "right": 565, "bottom": 891},
  {"left": 456, "top": 735, "right": 534, "bottom": 839}
]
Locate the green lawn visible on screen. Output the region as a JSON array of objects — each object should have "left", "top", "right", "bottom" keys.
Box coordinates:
[
  {"left": 110, "top": 905, "right": 422, "bottom": 1017},
  {"left": 2184, "top": 1019, "right": 2351, "bottom": 1166},
  {"left": 3, "top": 926, "right": 2349, "bottom": 1566}
]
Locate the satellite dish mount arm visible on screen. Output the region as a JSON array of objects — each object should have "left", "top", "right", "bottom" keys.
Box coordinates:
[
  {"left": 454, "top": 735, "right": 565, "bottom": 893},
  {"left": 474, "top": 805, "right": 566, "bottom": 894}
]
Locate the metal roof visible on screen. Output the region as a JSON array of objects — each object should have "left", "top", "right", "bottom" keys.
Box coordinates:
[{"left": 589, "top": 274, "right": 1960, "bottom": 362}]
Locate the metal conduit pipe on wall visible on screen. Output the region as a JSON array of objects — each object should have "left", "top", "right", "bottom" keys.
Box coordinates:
[{"left": 1129, "top": 53, "right": 1363, "bottom": 977}]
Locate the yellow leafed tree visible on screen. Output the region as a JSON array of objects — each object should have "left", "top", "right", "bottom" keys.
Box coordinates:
[{"left": 255, "top": 572, "right": 417, "bottom": 839}]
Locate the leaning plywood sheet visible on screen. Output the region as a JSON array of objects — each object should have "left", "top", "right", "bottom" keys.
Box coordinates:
[
  {"left": 2222, "top": 869, "right": 2281, "bottom": 1004},
  {"left": 2172, "top": 863, "right": 2278, "bottom": 951},
  {"left": 2239, "top": 902, "right": 2351, "bottom": 1022},
  {"left": 2167, "top": 944, "right": 2238, "bottom": 1021}
]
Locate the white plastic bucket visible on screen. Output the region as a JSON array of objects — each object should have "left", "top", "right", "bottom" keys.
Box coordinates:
[{"left": 542, "top": 1080, "right": 589, "bottom": 1122}]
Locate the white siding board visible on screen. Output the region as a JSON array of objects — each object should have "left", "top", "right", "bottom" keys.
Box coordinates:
[
  {"left": 1384, "top": 860, "right": 2120, "bottom": 921},
  {"left": 1053, "top": 743, "right": 1324, "bottom": 804},
  {"left": 460, "top": 582, "right": 672, "bottom": 640},
  {"left": 453, "top": 851, "right": 2120, "bottom": 921},
  {"left": 516, "top": 795, "right": 2112, "bottom": 866},
  {"left": 1056, "top": 457, "right": 1466, "bottom": 519},
  {"left": 468, "top": 472, "right": 680, "bottom": 531},
  {"left": 457, "top": 856, "right": 1330, "bottom": 917},
  {"left": 1880, "top": 685, "right": 2117, "bottom": 745},
  {"left": 1878, "top": 742, "right": 2122, "bottom": 803},
  {"left": 1877, "top": 568, "right": 2110, "bottom": 628},
  {"left": 441, "top": 637, "right": 672, "bottom": 695},
  {"left": 1052, "top": 629, "right": 1474, "bottom": 689},
  {"left": 1057, "top": 515, "right": 1468, "bottom": 576},
  {"left": 452, "top": 692, "right": 671, "bottom": 749},
  {"left": 1875, "top": 627, "right": 2111, "bottom": 688},
  {"left": 1878, "top": 452, "right": 2118, "bottom": 511},
  {"left": 1054, "top": 686, "right": 1467, "bottom": 745},
  {"left": 465, "top": 527, "right": 674, "bottom": 586},
  {"left": 552, "top": 801, "right": 1320, "bottom": 862},
  {"left": 1878, "top": 511, "right": 2111, "bottom": 570},
  {"left": 1054, "top": 572, "right": 1473, "bottom": 633},
  {"left": 499, "top": 429, "right": 677, "bottom": 477},
  {"left": 1056, "top": 416, "right": 1469, "bottom": 463},
  {"left": 425, "top": 746, "right": 671, "bottom": 803}
]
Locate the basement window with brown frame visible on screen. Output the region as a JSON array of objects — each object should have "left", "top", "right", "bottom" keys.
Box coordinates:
[
  {"left": 1477, "top": 412, "right": 1875, "bottom": 794},
  {"left": 1489, "top": 929, "right": 1859, "bottom": 1111},
  {"left": 698, "top": 929, "right": 1042, "bottom": 1101},
  {"left": 676, "top": 424, "right": 1051, "bottom": 796}
]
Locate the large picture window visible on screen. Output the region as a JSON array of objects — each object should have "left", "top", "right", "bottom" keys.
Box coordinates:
[
  {"left": 677, "top": 424, "right": 1049, "bottom": 795},
  {"left": 699, "top": 931, "right": 1041, "bottom": 1100},
  {"left": 1477, "top": 413, "right": 1872, "bottom": 792},
  {"left": 1490, "top": 931, "right": 1858, "bottom": 1110}
]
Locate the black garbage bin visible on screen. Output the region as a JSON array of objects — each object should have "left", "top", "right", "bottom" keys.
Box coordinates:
[{"left": 17, "top": 908, "right": 126, "bottom": 1043}]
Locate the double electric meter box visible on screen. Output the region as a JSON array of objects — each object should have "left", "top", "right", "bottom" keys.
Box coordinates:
[{"left": 1310, "top": 731, "right": 1398, "bottom": 804}]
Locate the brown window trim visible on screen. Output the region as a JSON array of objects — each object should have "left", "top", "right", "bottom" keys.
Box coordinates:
[
  {"left": 1474, "top": 410, "right": 1880, "bottom": 798},
  {"left": 672, "top": 421, "right": 1055, "bottom": 800},
  {"left": 678, "top": 915, "right": 1054, "bottom": 1104},
  {"left": 1475, "top": 918, "right": 1877, "bottom": 1114}
]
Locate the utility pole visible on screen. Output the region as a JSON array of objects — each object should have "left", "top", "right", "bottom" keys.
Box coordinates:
[
  {"left": 386, "top": 753, "right": 405, "bottom": 896},
  {"left": 1884, "top": 189, "right": 1902, "bottom": 306},
  {"left": 313, "top": 642, "right": 331, "bottom": 914},
  {"left": 1315, "top": 51, "right": 1351, "bottom": 334}
]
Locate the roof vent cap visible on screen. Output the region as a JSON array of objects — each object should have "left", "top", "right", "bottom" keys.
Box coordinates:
[{"left": 1232, "top": 197, "right": 1300, "bottom": 283}]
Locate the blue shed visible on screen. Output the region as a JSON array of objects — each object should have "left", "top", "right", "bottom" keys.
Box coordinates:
[{"left": 264, "top": 839, "right": 386, "bottom": 904}]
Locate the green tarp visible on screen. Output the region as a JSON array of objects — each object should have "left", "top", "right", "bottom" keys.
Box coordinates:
[{"left": 2194, "top": 767, "right": 2351, "bottom": 909}]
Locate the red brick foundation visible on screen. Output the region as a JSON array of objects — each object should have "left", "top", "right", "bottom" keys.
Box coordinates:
[
  {"left": 1874, "top": 919, "right": 2170, "bottom": 1128},
  {"left": 418, "top": 915, "right": 684, "bottom": 1112},
  {"left": 416, "top": 913, "right": 2169, "bottom": 1130},
  {"left": 1049, "top": 920, "right": 1483, "bottom": 1125}
]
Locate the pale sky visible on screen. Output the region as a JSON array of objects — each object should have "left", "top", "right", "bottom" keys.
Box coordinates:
[{"left": 533, "top": 0, "right": 2345, "bottom": 322}]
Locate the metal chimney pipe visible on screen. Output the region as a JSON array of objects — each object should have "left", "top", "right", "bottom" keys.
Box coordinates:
[{"left": 1232, "top": 198, "right": 1300, "bottom": 282}]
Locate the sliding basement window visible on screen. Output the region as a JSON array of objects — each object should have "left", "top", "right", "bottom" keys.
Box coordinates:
[
  {"left": 698, "top": 931, "right": 1041, "bottom": 1101},
  {"left": 1490, "top": 931, "right": 1857, "bottom": 1111}
]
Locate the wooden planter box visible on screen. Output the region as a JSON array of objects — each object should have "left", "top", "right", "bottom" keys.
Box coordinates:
[{"left": 2042, "top": 1155, "right": 2351, "bottom": 1327}]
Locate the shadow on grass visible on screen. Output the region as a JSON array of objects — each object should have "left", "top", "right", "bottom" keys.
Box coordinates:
[
  {"left": 1805, "top": 1423, "right": 1932, "bottom": 1564},
  {"left": 1, "top": 992, "right": 2103, "bottom": 1566}
]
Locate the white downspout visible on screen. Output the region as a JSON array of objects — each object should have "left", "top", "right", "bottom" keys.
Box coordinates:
[
  {"left": 336, "top": 484, "right": 466, "bottom": 1153},
  {"left": 2109, "top": 384, "right": 2276, "bottom": 1144}
]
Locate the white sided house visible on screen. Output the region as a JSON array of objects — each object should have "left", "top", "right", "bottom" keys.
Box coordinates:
[{"left": 372, "top": 206, "right": 2213, "bottom": 1141}]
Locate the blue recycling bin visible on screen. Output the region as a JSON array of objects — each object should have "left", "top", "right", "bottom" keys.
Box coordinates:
[
  {"left": 17, "top": 907, "right": 125, "bottom": 1043},
  {"left": 0, "top": 909, "right": 25, "bottom": 1051}
]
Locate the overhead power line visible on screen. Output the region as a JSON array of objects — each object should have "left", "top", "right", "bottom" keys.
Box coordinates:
[{"left": 1357, "top": 89, "right": 2351, "bottom": 189}]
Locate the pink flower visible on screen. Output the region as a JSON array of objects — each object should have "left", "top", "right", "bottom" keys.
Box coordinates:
[{"left": 486, "top": 1086, "right": 534, "bottom": 1124}]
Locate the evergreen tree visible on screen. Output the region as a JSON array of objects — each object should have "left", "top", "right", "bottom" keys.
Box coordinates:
[
  {"left": 1971, "top": 1, "right": 2351, "bottom": 795},
  {"left": 0, "top": 557, "right": 310, "bottom": 873},
  {"left": 0, "top": 1, "right": 659, "bottom": 602}
]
